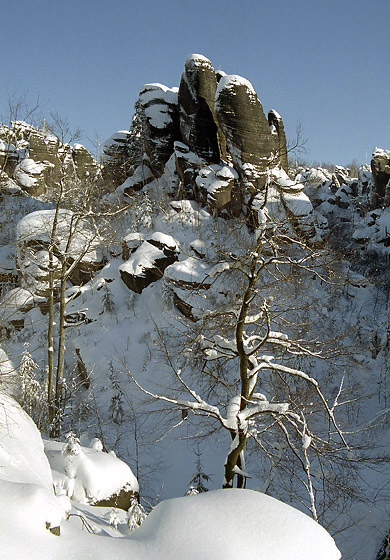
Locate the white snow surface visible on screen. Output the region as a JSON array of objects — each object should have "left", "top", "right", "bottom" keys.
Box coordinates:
[
  {"left": 372, "top": 146, "right": 390, "bottom": 158},
  {"left": 0, "top": 391, "right": 340, "bottom": 560},
  {"left": 165, "top": 256, "right": 212, "bottom": 286}
]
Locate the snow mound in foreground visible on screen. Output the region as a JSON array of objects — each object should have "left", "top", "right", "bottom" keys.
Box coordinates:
[
  {"left": 0, "top": 392, "right": 340, "bottom": 560},
  {"left": 131, "top": 489, "right": 341, "bottom": 560},
  {"left": 0, "top": 391, "right": 69, "bottom": 539}
]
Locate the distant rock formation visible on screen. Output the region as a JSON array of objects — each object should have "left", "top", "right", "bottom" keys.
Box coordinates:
[
  {"left": 106, "top": 54, "right": 289, "bottom": 217},
  {"left": 371, "top": 148, "right": 390, "bottom": 208}
]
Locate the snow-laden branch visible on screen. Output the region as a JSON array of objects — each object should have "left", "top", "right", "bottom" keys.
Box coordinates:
[{"left": 255, "top": 356, "right": 348, "bottom": 446}]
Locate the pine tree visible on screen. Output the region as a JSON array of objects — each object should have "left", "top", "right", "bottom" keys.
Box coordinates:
[{"left": 186, "top": 446, "right": 211, "bottom": 495}]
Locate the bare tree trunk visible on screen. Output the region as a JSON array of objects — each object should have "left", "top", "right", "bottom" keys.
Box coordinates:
[
  {"left": 223, "top": 431, "right": 247, "bottom": 488},
  {"left": 52, "top": 261, "right": 67, "bottom": 437},
  {"left": 47, "top": 196, "right": 62, "bottom": 432},
  {"left": 47, "top": 261, "right": 55, "bottom": 427}
]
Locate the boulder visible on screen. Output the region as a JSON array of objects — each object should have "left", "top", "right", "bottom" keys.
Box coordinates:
[
  {"left": 16, "top": 209, "right": 104, "bottom": 295},
  {"left": 164, "top": 256, "right": 212, "bottom": 290},
  {"left": 178, "top": 54, "right": 224, "bottom": 163},
  {"left": 93, "top": 486, "right": 137, "bottom": 511},
  {"left": 371, "top": 148, "right": 390, "bottom": 208},
  {"left": 172, "top": 289, "right": 199, "bottom": 322},
  {"left": 215, "top": 74, "right": 275, "bottom": 191},
  {"left": 138, "top": 83, "right": 180, "bottom": 175},
  {"left": 13, "top": 158, "right": 52, "bottom": 197}
]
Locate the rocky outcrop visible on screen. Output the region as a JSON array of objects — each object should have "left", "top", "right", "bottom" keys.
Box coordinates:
[
  {"left": 92, "top": 486, "right": 138, "bottom": 511},
  {"left": 178, "top": 54, "right": 223, "bottom": 163},
  {"left": 0, "top": 122, "right": 99, "bottom": 197},
  {"left": 215, "top": 74, "right": 275, "bottom": 191},
  {"left": 138, "top": 83, "right": 180, "bottom": 175},
  {"left": 371, "top": 148, "right": 390, "bottom": 208},
  {"left": 72, "top": 143, "right": 99, "bottom": 180},
  {"left": 101, "top": 130, "right": 134, "bottom": 190},
  {"left": 195, "top": 164, "right": 241, "bottom": 215},
  {"left": 268, "top": 110, "right": 288, "bottom": 172}
]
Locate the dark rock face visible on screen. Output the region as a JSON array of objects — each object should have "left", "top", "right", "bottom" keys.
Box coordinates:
[
  {"left": 268, "top": 110, "right": 288, "bottom": 172},
  {"left": 371, "top": 149, "right": 390, "bottom": 208},
  {"left": 215, "top": 75, "right": 275, "bottom": 190},
  {"left": 138, "top": 84, "right": 180, "bottom": 176},
  {"left": 101, "top": 130, "right": 134, "bottom": 190},
  {"left": 178, "top": 55, "right": 224, "bottom": 163},
  {"left": 72, "top": 143, "right": 99, "bottom": 180},
  {"left": 93, "top": 487, "right": 138, "bottom": 511}
]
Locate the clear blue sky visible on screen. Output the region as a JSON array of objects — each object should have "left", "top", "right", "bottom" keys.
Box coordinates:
[{"left": 2, "top": 0, "right": 389, "bottom": 166}]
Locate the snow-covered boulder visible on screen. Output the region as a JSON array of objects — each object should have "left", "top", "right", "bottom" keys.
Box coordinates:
[
  {"left": 16, "top": 209, "right": 104, "bottom": 294},
  {"left": 165, "top": 256, "right": 212, "bottom": 289},
  {"left": 44, "top": 435, "right": 139, "bottom": 509},
  {"left": 119, "top": 233, "right": 179, "bottom": 293},
  {"left": 13, "top": 157, "right": 51, "bottom": 196}
]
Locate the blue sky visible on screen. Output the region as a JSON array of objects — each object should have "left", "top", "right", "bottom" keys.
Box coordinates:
[{"left": 2, "top": 0, "right": 389, "bottom": 165}]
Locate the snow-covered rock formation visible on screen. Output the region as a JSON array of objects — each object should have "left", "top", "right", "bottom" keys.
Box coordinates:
[
  {"left": 102, "top": 53, "right": 300, "bottom": 227},
  {"left": 0, "top": 121, "right": 99, "bottom": 197}
]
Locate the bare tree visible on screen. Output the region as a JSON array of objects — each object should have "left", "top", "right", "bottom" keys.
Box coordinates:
[
  {"left": 44, "top": 110, "right": 83, "bottom": 145},
  {"left": 126, "top": 207, "right": 349, "bottom": 516}
]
